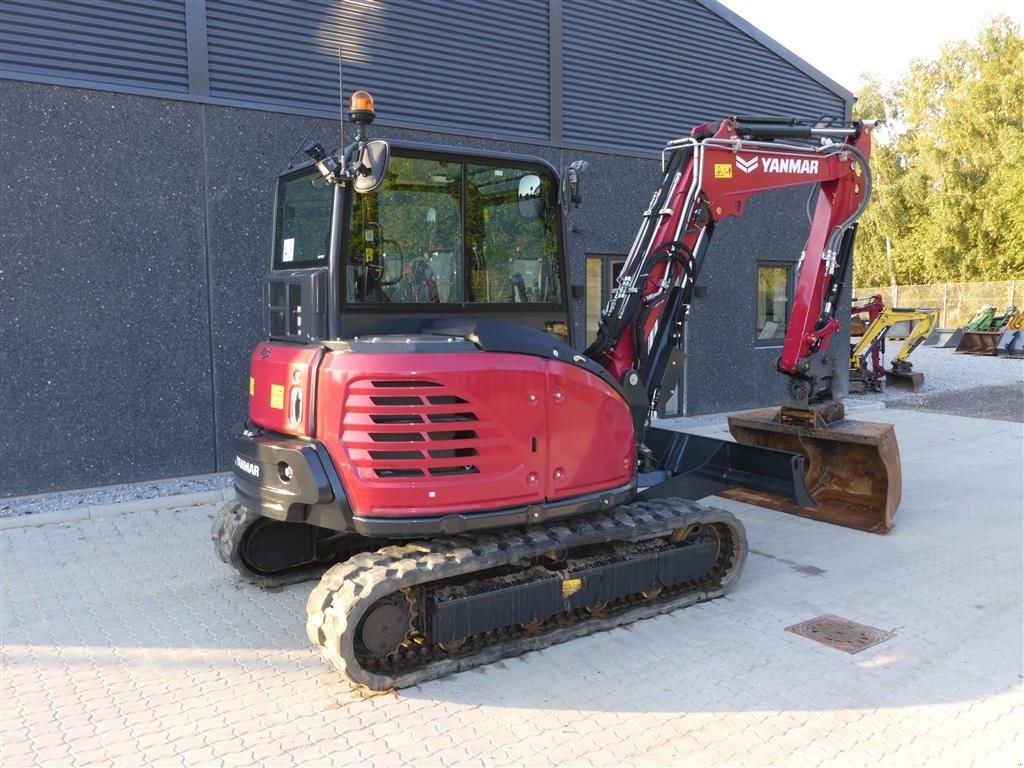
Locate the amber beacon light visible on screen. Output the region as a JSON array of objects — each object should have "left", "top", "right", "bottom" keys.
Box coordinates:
[{"left": 349, "top": 90, "right": 376, "bottom": 124}]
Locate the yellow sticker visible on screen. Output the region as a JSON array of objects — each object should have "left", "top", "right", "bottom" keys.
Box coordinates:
[
  {"left": 249, "top": 376, "right": 255, "bottom": 396},
  {"left": 714, "top": 163, "right": 733, "bottom": 179},
  {"left": 853, "top": 161, "right": 862, "bottom": 177},
  {"left": 561, "top": 578, "right": 582, "bottom": 598},
  {"left": 270, "top": 384, "right": 284, "bottom": 410}
]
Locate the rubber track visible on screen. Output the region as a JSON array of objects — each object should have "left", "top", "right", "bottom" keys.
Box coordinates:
[
  {"left": 306, "top": 498, "right": 747, "bottom": 690},
  {"left": 211, "top": 502, "right": 335, "bottom": 588}
]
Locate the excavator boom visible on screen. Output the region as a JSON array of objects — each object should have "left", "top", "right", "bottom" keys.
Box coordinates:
[
  {"left": 587, "top": 117, "right": 900, "bottom": 532},
  {"left": 589, "top": 117, "right": 871, "bottom": 410}
]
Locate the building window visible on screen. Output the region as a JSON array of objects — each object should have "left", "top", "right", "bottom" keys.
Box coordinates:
[
  {"left": 756, "top": 264, "right": 792, "bottom": 344},
  {"left": 585, "top": 254, "right": 625, "bottom": 343}
]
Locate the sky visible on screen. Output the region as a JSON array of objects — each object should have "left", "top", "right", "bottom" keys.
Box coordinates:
[{"left": 717, "top": 0, "right": 1023, "bottom": 96}]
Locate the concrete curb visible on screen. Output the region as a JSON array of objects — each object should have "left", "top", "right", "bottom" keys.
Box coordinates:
[{"left": 0, "top": 489, "right": 233, "bottom": 531}]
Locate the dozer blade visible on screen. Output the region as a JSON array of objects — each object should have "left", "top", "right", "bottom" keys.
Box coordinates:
[
  {"left": 638, "top": 428, "right": 815, "bottom": 508},
  {"left": 932, "top": 328, "right": 964, "bottom": 348},
  {"left": 885, "top": 369, "right": 925, "bottom": 392},
  {"left": 1000, "top": 329, "right": 1024, "bottom": 358},
  {"left": 955, "top": 329, "right": 1002, "bottom": 355},
  {"left": 725, "top": 407, "right": 902, "bottom": 533}
]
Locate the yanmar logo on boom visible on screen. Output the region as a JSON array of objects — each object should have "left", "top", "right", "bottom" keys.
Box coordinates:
[{"left": 736, "top": 155, "right": 820, "bottom": 174}]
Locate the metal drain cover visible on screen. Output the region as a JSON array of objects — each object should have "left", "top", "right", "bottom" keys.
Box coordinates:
[{"left": 785, "top": 614, "right": 894, "bottom": 654}]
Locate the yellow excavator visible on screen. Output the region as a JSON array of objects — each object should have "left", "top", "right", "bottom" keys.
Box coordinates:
[{"left": 850, "top": 295, "right": 938, "bottom": 393}]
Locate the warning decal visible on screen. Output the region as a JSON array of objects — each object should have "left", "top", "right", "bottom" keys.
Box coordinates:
[{"left": 270, "top": 384, "right": 284, "bottom": 410}]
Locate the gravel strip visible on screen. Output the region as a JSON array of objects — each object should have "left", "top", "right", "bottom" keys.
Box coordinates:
[
  {"left": 887, "top": 383, "right": 1024, "bottom": 422},
  {"left": 853, "top": 346, "right": 1024, "bottom": 419},
  {"left": 1, "top": 473, "right": 232, "bottom": 518}
]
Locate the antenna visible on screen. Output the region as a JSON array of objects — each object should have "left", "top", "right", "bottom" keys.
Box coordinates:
[{"left": 337, "top": 46, "right": 345, "bottom": 158}]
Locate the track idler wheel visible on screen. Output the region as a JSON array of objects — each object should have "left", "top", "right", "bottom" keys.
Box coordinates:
[
  {"left": 355, "top": 595, "right": 413, "bottom": 659},
  {"left": 212, "top": 502, "right": 365, "bottom": 587}
]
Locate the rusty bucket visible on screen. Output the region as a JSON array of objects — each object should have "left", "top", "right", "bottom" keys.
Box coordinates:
[
  {"left": 955, "top": 330, "right": 1002, "bottom": 355},
  {"left": 724, "top": 407, "right": 902, "bottom": 533}
]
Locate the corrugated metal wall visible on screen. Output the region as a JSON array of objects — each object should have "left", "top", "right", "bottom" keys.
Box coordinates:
[
  {"left": 205, "top": 0, "right": 551, "bottom": 139},
  {"left": 0, "top": 0, "right": 190, "bottom": 94},
  {"left": 562, "top": 0, "right": 846, "bottom": 150},
  {"left": 0, "top": 0, "right": 847, "bottom": 150}
]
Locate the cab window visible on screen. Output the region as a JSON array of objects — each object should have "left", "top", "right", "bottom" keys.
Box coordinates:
[
  {"left": 272, "top": 168, "right": 332, "bottom": 270},
  {"left": 346, "top": 154, "right": 562, "bottom": 306}
]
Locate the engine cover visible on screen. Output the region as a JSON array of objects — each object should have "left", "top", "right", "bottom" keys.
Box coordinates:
[{"left": 314, "top": 341, "right": 636, "bottom": 520}]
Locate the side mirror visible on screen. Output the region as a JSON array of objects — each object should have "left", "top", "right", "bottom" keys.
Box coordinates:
[
  {"left": 565, "top": 160, "right": 588, "bottom": 208},
  {"left": 517, "top": 174, "right": 542, "bottom": 219},
  {"left": 353, "top": 139, "right": 390, "bottom": 194}
]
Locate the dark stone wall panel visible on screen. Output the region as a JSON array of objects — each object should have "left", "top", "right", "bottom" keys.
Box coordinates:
[
  {"left": 0, "top": 81, "right": 214, "bottom": 495},
  {"left": 201, "top": 107, "right": 338, "bottom": 469}
]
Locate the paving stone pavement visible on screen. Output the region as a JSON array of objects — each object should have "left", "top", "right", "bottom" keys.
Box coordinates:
[{"left": 2, "top": 408, "right": 1022, "bottom": 767}]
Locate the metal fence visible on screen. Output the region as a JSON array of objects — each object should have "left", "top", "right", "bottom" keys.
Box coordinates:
[{"left": 853, "top": 280, "right": 1022, "bottom": 328}]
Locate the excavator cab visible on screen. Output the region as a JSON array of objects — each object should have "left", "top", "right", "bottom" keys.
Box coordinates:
[{"left": 267, "top": 144, "right": 571, "bottom": 346}]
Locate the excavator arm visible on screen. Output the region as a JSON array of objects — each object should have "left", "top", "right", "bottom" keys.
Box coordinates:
[
  {"left": 891, "top": 308, "right": 939, "bottom": 366},
  {"left": 587, "top": 116, "right": 872, "bottom": 418}
]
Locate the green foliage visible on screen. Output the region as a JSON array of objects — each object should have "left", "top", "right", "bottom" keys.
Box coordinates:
[{"left": 853, "top": 16, "right": 1024, "bottom": 286}]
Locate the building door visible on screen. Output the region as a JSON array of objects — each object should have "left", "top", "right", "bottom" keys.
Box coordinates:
[{"left": 585, "top": 255, "right": 626, "bottom": 344}]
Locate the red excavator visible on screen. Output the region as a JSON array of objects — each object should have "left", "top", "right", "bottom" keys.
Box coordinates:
[{"left": 214, "top": 92, "right": 900, "bottom": 690}]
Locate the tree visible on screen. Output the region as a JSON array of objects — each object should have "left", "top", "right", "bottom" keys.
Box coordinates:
[{"left": 853, "top": 16, "right": 1024, "bottom": 286}]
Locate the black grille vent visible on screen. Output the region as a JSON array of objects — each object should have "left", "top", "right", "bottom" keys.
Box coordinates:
[
  {"left": 370, "top": 395, "right": 423, "bottom": 406},
  {"left": 429, "top": 466, "right": 480, "bottom": 477},
  {"left": 344, "top": 378, "right": 504, "bottom": 482},
  {"left": 427, "top": 394, "right": 468, "bottom": 404},
  {"left": 375, "top": 468, "right": 424, "bottom": 478},
  {"left": 369, "top": 414, "right": 425, "bottom": 425},
  {"left": 428, "top": 448, "right": 479, "bottom": 459},
  {"left": 369, "top": 450, "right": 424, "bottom": 460},
  {"left": 373, "top": 380, "right": 443, "bottom": 388},
  {"left": 428, "top": 430, "right": 477, "bottom": 441},
  {"left": 428, "top": 412, "right": 477, "bottom": 423},
  {"left": 369, "top": 432, "right": 425, "bottom": 443}
]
